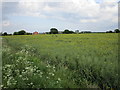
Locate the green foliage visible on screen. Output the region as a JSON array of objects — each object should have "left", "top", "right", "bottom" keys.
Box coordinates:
[
  {"left": 50, "top": 28, "right": 58, "bottom": 34},
  {"left": 106, "top": 31, "right": 113, "bottom": 33},
  {"left": 13, "top": 30, "right": 26, "bottom": 35},
  {"left": 26, "top": 33, "right": 32, "bottom": 35},
  {"left": 2, "top": 32, "right": 8, "bottom": 36},
  {"left": 63, "top": 29, "right": 74, "bottom": 34},
  {"left": 13, "top": 32, "right": 19, "bottom": 35},
  {"left": 81, "top": 31, "right": 91, "bottom": 33},
  {"left": 2, "top": 33, "right": 119, "bottom": 88},
  {"left": 18, "top": 30, "right": 26, "bottom": 35},
  {"left": 114, "top": 29, "right": 120, "bottom": 33}
]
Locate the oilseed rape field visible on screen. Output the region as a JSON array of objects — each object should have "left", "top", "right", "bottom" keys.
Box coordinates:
[{"left": 1, "top": 33, "right": 119, "bottom": 89}]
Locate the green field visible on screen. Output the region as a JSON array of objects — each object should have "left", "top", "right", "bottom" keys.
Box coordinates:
[{"left": 2, "top": 33, "right": 119, "bottom": 88}]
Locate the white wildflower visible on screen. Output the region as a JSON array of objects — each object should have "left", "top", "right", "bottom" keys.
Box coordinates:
[
  {"left": 7, "top": 80, "right": 11, "bottom": 86},
  {"left": 25, "top": 67, "right": 29, "bottom": 70},
  {"left": 56, "top": 81, "right": 59, "bottom": 83},
  {"left": 58, "top": 78, "right": 61, "bottom": 81},
  {"left": 1, "top": 85, "right": 3, "bottom": 87},
  {"left": 30, "top": 82, "right": 33, "bottom": 85},
  {"left": 5, "top": 64, "right": 11, "bottom": 68},
  {"left": 46, "top": 77, "right": 49, "bottom": 79},
  {"left": 19, "top": 75, "right": 22, "bottom": 77},
  {"left": 52, "top": 73, "right": 54, "bottom": 76},
  {"left": 53, "top": 66, "right": 55, "bottom": 69},
  {"left": 40, "top": 72, "right": 43, "bottom": 75}
]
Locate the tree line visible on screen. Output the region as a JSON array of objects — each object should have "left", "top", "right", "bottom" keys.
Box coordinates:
[
  {"left": 48, "top": 28, "right": 120, "bottom": 34},
  {"left": 106, "top": 29, "right": 120, "bottom": 33},
  {"left": 1, "top": 28, "right": 120, "bottom": 36},
  {"left": 1, "top": 30, "right": 32, "bottom": 36},
  {"left": 13, "top": 30, "right": 32, "bottom": 35},
  {"left": 49, "top": 28, "right": 74, "bottom": 34}
]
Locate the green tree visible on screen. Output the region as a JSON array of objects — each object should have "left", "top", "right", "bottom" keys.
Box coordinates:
[
  {"left": 50, "top": 28, "right": 58, "bottom": 34},
  {"left": 63, "top": 29, "right": 74, "bottom": 34},
  {"left": 63, "top": 29, "right": 69, "bottom": 34},
  {"left": 13, "top": 32, "right": 18, "bottom": 35},
  {"left": 18, "top": 30, "right": 26, "bottom": 35},
  {"left": 106, "top": 31, "right": 113, "bottom": 33},
  {"left": 3, "top": 32, "right": 8, "bottom": 36},
  {"left": 26, "top": 33, "right": 32, "bottom": 35},
  {"left": 114, "top": 29, "right": 120, "bottom": 33}
]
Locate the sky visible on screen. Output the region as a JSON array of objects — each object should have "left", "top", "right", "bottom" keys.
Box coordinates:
[{"left": 1, "top": 0, "right": 119, "bottom": 33}]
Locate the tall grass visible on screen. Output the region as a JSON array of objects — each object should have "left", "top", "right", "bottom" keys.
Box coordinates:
[{"left": 2, "top": 33, "right": 119, "bottom": 89}]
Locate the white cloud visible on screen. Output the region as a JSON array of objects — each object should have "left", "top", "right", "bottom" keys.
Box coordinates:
[
  {"left": 4, "top": 0, "right": 116, "bottom": 19},
  {"left": 2, "top": 0, "right": 118, "bottom": 32},
  {"left": 2, "top": 0, "right": 119, "bottom": 2},
  {"left": 80, "top": 19, "right": 97, "bottom": 23},
  {"left": 15, "top": 1, "right": 118, "bottom": 23}
]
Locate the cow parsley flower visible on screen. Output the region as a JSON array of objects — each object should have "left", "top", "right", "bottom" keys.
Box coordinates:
[{"left": 58, "top": 78, "right": 61, "bottom": 81}]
